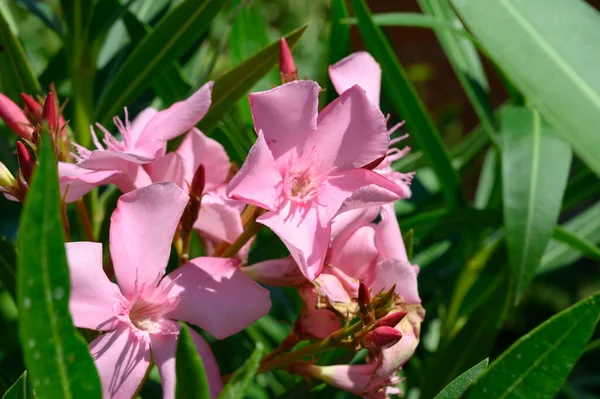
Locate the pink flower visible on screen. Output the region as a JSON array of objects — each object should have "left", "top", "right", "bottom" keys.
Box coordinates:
[
  {"left": 0, "top": 92, "right": 33, "bottom": 140},
  {"left": 227, "top": 80, "right": 403, "bottom": 280},
  {"left": 65, "top": 183, "right": 271, "bottom": 398},
  {"left": 329, "top": 52, "right": 414, "bottom": 198}
]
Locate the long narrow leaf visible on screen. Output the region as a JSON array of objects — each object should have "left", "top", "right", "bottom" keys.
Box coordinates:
[
  {"left": 326, "top": 0, "right": 350, "bottom": 104},
  {"left": 2, "top": 371, "right": 26, "bottom": 399},
  {"left": 433, "top": 358, "right": 488, "bottom": 399},
  {"left": 176, "top": 324, "right": 211, "bottom": 399},
  {"left": 217, "top": 343, "right": 264, "bottom": 399},
  {"left": 352, "top": 0, "right": 463, "bottom": 208}
]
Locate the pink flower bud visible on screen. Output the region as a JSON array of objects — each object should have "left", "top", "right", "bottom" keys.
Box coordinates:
[
  {"left": 279, "top": 38, "right": 298, "bottom": 83},
  {"left": 191, "top": 164, "right": 205, "bottom": 197},
  {"left": 358, "top": 280, "right": 371, "bottom": 308},
  {"left": 376, "top": 311, "right": 407, "bottom": 328},
  {"left": 364, "top": 326, "right": 402, "bottom": 350},
  {"left": 20, "top": 93, "right": 42, "bottom": 117},
  {"left": 42, "top": 92, "right": 57, "bottom": 130},
  {"left": 16, "top": 142, "right": 35, "bottom": 182},
  {"left": 0, "top": 93, "right": 32, "bottom": 140}
]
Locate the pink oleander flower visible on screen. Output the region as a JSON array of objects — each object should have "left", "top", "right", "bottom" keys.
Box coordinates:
[
  {"left": 65, "top": 182, "right": 271, "bottom": 399},
  {"left": 226, "top": 80, "right": 404, "bottom": 280},
  {"left": 329, "top": 51, "right": 414, "bottom": 198}
]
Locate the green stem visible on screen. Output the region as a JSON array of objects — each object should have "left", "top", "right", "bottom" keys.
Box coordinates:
[
  {"left": 75, "top": 198, "right": 95, "bottom": 241},
  {"left": 219, "top": 216, "right": 263, "bottom": 259}
]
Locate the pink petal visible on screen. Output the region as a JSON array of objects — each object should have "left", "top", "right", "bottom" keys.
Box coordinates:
[
  {"left": 164, "top": 257, "right": 271, "bottom": 339},
  {"left": 329, "top": 52, "right": 381, "bottom": 108},
  {"left": 176, "top": 128, "right": 230, "bottom": 191},
  {"left": 127, "top": 107, "right": 157, "bottom": 148},
  {"left": 65, "top": 242, "right": 125, "bottom": 331},
  {"left": 77, "top": 148, "right": 159, "bottom": 170},
  {"left": 306, "top": 361, "right": 379, "bottom": 396},
  {"left": 137, "top": 82, "right": 213, "bottom": 146},
  {"left": 375, "top": 203, "right": 408, "bottom": 263},
  {"left": 378, "top": 310, "right": 423, "bottom": 377},
  {"left": 89, "top": 327, "right": 151, "bottom": 399},
  {"left": 249, "top": 80, "right": 320, "bottom": 162},
  {"left": 110, "top": 183, "right": 189, "bottom": 299},
  {"left": 58, "top": 162, "right": 120, "bottom": 203},
  {"left": 314, "top": 272, "right": 352, "bottom": 304},
  {"left": 242, "top": 257, "right": 305, "bottom": 287},
  {"left": 257, "top": 203, "right": 330, "bottom": 280},
  {"left": 193, "top": 193, "right": 243, "bottom": 243},
  {"left": 306, "top": 85, "right": 388, "bottom": 170},
  {"left": 296, "top": 285, "right": 341, "bottom": 339},
  {"left": 145, "top": 152, "right": 185, "bottom": 188},
  {"left": 330, "top": 206, "right": 378, "bottom": 240},
  {"left": 226, "top": 130, "right": 282, "bottom": 211},
  {"left": 319, "top": 169, "right": 402, "bottom": 223},
  {"left": 370, "top": 259, "right": 421, "bottom": 304},
  {"left": 0, "top": 93, "right": 32, "bottom": 139},
  {"left": 328, "top": 225, "right": 378, "bottom": 279},
  {"left": 150, "top": 328, "right": 223, "bottom": 399}
]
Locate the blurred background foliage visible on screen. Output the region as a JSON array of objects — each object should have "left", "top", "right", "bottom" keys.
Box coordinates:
[{"left": 1, "top": 0, "right": 600, "bottom": 398}]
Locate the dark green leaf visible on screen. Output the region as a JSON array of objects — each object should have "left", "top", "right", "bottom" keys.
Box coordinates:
[
  {"left": 198, "top": 25, "right": 307, "bottom": 133},
  {"left": 326, "top": 0, "right": 350, "bottom": 104},
  {"left": 450, "top": 0, "right": 600, "bottom": 178},
  {"left": 465, "top": 291, "right": 600, "bottom": 399},
  {"left": 96, "top": 0, "right": 226, "bottom": 125},
  {"left": 501, "top": 106, "right": 571, "bottom": 302},
  {"left": 2, "top": 371, "right": 26, "bottom": 399},
  {"left": 400, "top": 208, "right": 502, "bottom": 237},
  {"left": 17, "top": 0, "right": 63, "bottom": 35},
  {"left": 0, "top": 235, "right": 16, "bottom": 301},
  {"left": 343, "top": 12, "right": 471, "bottom": 37},
  {"left": 352, "top": 0, "right": 463, "bottom": 209},
  {"left": 551, "top": 226, "right": 600, "bottom": 264},
  {"left": 176, "top": 324, "right": 211, "bottom": 399},
  {"left": 17, "top": 132, "right": 101, "bottom": 399},
  {"left": 433, "top": 358, "right": 488, "bottom": 399},
  {"left": 217, "top": 343, "right": 264, "bottom": 399}
]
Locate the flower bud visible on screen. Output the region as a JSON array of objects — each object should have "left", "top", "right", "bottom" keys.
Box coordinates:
[
  {"left": 20, "top": 93, "right": 42, "bottom": 119},
  {"left": 364, "top": 326, "right": 402, "bottom": 350},
  {"left": 279, "top": 38, "right": 298, "bottom": 83},
  {"left": 42, "top": 92, "right": 57, "bottom": 130},
  {"left": 190, "top": 164, "right": 205, "bottom": 198},
  {"left": 376, "top": 311, "right": 407, "bottom": 328},
  {"left": 0, "top": 93, "right": 32, "bottom": 140},
  {"left": 16, "top": 142, "right": 35, "bottom": 182},
  {"left": 358, "top": 280, "right": 371, "bottom": 309},
  {"left": 0, "top": 161, "right": 17, "bottom": 189}
]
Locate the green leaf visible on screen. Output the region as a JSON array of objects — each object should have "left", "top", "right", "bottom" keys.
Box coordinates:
[
  {"left": 450, "top": 0, "right": 600, "bottom": 179},
  {"left": 326, "top": 0, "right": 350, "bottom": 104},
  {"left": 217, "top": 343, "right": 264, "bottom": 399},
  {"left": 96, "top": 0, "right": 226, "bottom": 125},
  {"left": 17, "top": 132, "right": 102, "bottom": 399},
  {"left": 400, "top": 208, "right": 502, "bottom": 237},
  {"left": 551, "top": 226, "right": 600, "bottom": 264},
  {"left": 352, "top": 0, "right": 463, "bottom": 209},
  {"left": 465, "top": 291, "right": 600, "bottom": 399},
  {"left": 198, "top": 25, "right": 307, "bottom": 133},
  {"left": 433, "top": 358, "right": 488, "bottom": 399},
  {"left": 418, "top": 0, "right": 498, "bottom": 146},
  {"left": 343, "top": 12, "right": 471, "bottom": 37},
  {"left": 0, "top": 9, "right": 41, "bottom": 97},
  {"left": 0, "top": 235, "right": 16, "bottom": 301},
  {"left": 501, "top": 106, "right": 572, "bottom": 302},
  {"left": 176, "top": 324, "right": 211, "bottom": 399},
  {"left": 2, "top": 371, "right": 26, "bottom": 399}
]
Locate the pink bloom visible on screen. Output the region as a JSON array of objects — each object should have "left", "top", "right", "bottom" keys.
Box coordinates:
[
  {"left": 329, "top": 52, "right": 414, "bottom": 198},
  {"left": 66, "top": 183, "right": 270, "bottom": 398},
  {"left": 227, "top": 80, "right": 403, "bottom": 280},
  {"left": 0, "top": 92, "right": 33, "bottom": 140}
]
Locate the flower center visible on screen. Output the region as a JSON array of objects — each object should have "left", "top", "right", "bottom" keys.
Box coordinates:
[
  {"left": 282, "top": 148, "right": 333, "bottom": 204},
  {"left": 128, "top": 298, "right": 167, "bottom": 334}
]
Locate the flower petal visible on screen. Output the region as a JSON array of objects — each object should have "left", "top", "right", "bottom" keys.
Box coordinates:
[
  {"left": 137, "top": 82, "right": 213, "bottom": 145},
  {"left": 150, "top": 328, "right": 223, "bottom": 399},
  {"left": 145, "top": 152, "right": 185, "bottom": 188},
  {"left": 164, "top": 257, "right": 271, "bottom": 339},
  {"left": 77, "top": 149, "right": 159, "bottom": 171},
  {"left": 370, "top": 259, "right": 421, "bottom": 304},
  {"left": 306, "top": 85, "right": 388, "bottom": 170},
  {"left": 111, "top": 182, "right": 189, "bottom": 299},
  {"left": 375, "top": 203, "right": 409, "bottom": 263},
  {"left": 329, "top": 51, "right": 381, "bottom": 108},
  {"left": 65, "top": 242, "right": 125, "bottom": 331},
  {"left": 176, "top": 128, "right": 230, "bottom": 191},
  {"left": 226, "top": 130, "right": 282, "bottom": 211},
  {"left": 89, "top": 327, "right": 151, "bottom": 399},
  {"left": 330, "top": 206, "right": 379, "bottom": 240},
  {"left": 296, "top": 285, "right": 341, "bottom": 339},
  {"left": 193, "top": 193, "right": 243, "bottom": 243},
  {"left": 58, "top": 162, "right": 120, "bottom": 203},
  {"left": 257, "top": 203, "right": 330, "bottom": 280},
  {"left": 328, "top": 225, "right": 378, "bottom": 279},
  {"left": 127, "top": 107, "right": 157, "bottom": 148},
  {"left": 243, "top": 257, "right": 305, "bottom": 287},
  {"left": 249, "top": 80, "right": 320, "bottom": 161}
]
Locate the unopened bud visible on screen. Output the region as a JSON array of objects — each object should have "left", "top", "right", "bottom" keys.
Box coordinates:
[
  {"left": 191, "top": 164, "right": 205, "bottom": 198},
  {"left": 279, "top": 38, "right": 298, "bottom": 83},
  {"left": 42, "top": 92, "right": 57, "bottom": 130},
  {"left": 0, "top": 161, "right": 17, "bottom": 189},
  {"left": 16, "top": 142, "right": 35, "bottom": 182},
  {"left": 20, "top": 93, "right": 42, "bottom": 119},
  {"left": 364, "top": 326, "right": 402, "bottom": 350},
  {"left": 376, "top": 311, "right": 407, "bottom": 328},
  {"left": 0, "top": 93, "right": 32, "bottom": 140},
  {"left": 358, "top": 280, "right": 371, "bottom": 309}
]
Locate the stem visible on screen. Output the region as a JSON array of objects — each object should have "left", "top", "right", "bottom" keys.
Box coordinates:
[
  {"left": 75, "top": 198, "right": 95, "bottom": 241},
  {"left": 217, "top": 208, "right": 263, "bottom": 258},
  {"left": 179, "top": 229, "right": 192, "bottom": 266}
]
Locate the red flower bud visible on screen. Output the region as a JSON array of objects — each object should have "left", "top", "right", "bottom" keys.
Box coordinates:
[
  {"left": 20, "top": 93, "right": 42, "bottom": 116},
  {"left": 0, "top": 93, "right": 32, "bottom": 140},
  {"left": 16, "top": 141, "right": 34, "bottom": 182},
  {"left": 191, "top": 164, "right": 205, "bottom": 197},
  {"left": 376, "top": 311, "right": 407, "bottom": 328},
  {"left": 42, "top": 92, "right": 57, "bottom": 130},
  {"left": 358, "top": 280, "right": 372, "bottom": 308},
  {"left": 279, "top": 38, "right": 298, "bottom": 83},
  {"left": 364, "top": 326, "right": 402, "bottom": 350}
]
